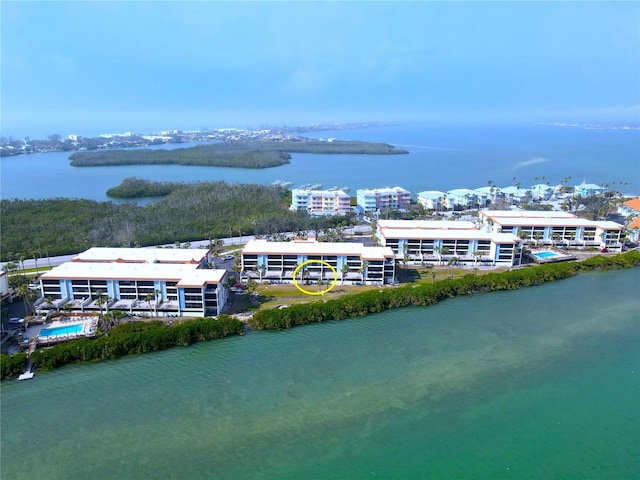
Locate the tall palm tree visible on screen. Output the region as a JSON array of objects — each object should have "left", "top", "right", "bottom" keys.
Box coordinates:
[
  {"left": 144, "top": 292, "right": 155, "bottom": 317},
  {"left": 341, "top": 263, "right": 349, "bottom": 286},
  {"left": 95, "top": 290, "right": 107, "bottom": 317},
  {"left": 154, "top": 289, "right": 162, "bottom": 316},
  {"left": 257, "top": 263, "right": 266, "bottom": 282},
  {"left": 358, "top": 261, "right": 369, "bottom": 283},
  {"left": 31, "top": 249, "right": 40, "bottom": 275}
]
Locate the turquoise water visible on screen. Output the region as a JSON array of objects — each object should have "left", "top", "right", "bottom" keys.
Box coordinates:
[
  {"left": 39, "top": 324, "right": 84, "bottom": 337},
  {"left": 1, "top": 269, "right": 638, "bottom": 479},
  {"left": 533, "top": 251, "right": 562, "bottom": 259}
]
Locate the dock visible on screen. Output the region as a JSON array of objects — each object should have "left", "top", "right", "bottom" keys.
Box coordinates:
[{"left": 18, "top": 343, "right": 36, "bottom": 381}]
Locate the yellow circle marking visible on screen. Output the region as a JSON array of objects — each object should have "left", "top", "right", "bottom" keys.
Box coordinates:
[{"left": 292, "top": 260, "right": 338, "bottom": 296}]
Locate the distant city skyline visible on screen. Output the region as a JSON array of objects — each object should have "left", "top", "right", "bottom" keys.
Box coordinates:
[{"left": 1, "top": 1, "right": 639, "bottom": 138}]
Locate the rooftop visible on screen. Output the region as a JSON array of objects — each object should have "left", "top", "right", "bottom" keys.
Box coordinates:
[
  {"left": 242, "top": 239, "right": 394, "bottom": 260},
  {"left": 71, "top": 247, "right": 210, "bottom": 264}
]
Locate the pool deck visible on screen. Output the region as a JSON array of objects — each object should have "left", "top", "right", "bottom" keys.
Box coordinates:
[
  {"left": 526, "top": 249, "right": 577, "bottom": 264},
  {"left": 22, "top": 315, "right": 99, "bottom": 347}
]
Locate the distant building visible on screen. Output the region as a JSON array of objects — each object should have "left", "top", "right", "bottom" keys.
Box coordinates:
[
  {"left": 68, "top": 134, "right": 82, "bottom": 142},
  {"left": 416, "top": 190, "right": 446, "bottom": 210},
  {"left": 445, "top": 189, "right": 480, "bottom": 210},
  {"left": 498, "top": 186, "right": 532, "bottom": 204},
  {"left": 241, "top": 238, "right": 395, "bottom": 285},
  {"left": 290, "top": 189, "right": 351, "bottom": 216},
  {"left": 37, "top": 247, "right": 229, "bottom": 317},
  {"left": 574, "top": 182, "right": 606, "bottom": 196},
  {"left": 620, "top": 198, "right": 640, "bottom": 242},
  {"left": 356, "top": 186, "right": 411, "bottom": 212}
]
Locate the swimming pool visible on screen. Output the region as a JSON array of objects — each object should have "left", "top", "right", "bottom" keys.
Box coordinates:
[
  {"left": 39, "top": 324, "right": 84, "bottom": 338},
  {"left": 532, "top": 251, "right": 562, "bottom": 259}
]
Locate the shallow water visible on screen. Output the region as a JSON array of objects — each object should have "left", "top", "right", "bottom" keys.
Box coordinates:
[{"left": 1, "top": 269, "right": 639, "bottom": 479}]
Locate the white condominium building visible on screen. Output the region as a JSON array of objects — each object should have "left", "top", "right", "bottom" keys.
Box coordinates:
[
  {"left": 290, "top": 189, "right": 351, "bottom": 216},
  {"left": 376, "top": 219, "right": 523, "bottom": 266},
  {"left": 478, "top": 210, "right": 625, "bottom": 251},
  {"left": 241, "top": 239, "right": 396, "bottom": 285},
  {"left": 356, "top": 186, "right": 412, "bottom": 212},
  {"left": 37, "top": 247, "right": 229, "bottom": 318}
]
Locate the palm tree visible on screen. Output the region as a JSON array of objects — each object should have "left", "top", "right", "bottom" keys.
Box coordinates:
[
  {"left": 358, "top": 261, "right": 369, "bottom": 283},
  {"left": 440, "top": 247, "right": 451, "bottom": 266},
  {"left": 257, "top": 263, "right": 266, "bottom": 282},
  {"left": 95, "top": 290, "right": 107, "bottom": 317},
  {"left": 340, "top": 263, "right": 349, "bottom": 286},
  {"left": 31, "top": 249, "right": 40, "bottom": 275},
  {"left": 433, "top": 245, "right": 442, "bottom": 265},
  {"left": 154, "top": 289, "right": 162, "bottom": 316},
  {"left": 144, "top": 293, "right": 155, "bottom": 317}
]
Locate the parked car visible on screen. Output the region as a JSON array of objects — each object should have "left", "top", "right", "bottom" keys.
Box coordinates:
[
  {"left": 8, "top": 317, "right": 24, "bottom": 326},
  {"left": 222, "top": 254, "right": 234, "bottom": 261}
]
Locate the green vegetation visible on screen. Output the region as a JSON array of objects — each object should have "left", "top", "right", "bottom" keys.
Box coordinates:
[
  {"left": 106, "top": 178, "right": 179, "bottom": 198},
  {"left": 0, "top": 352, "right": 28, "bottom": 379},
  {"left": 0, "top": 182, "right": 352, "bottom": 260},
  {"left": 69, "top": 140, "right": 408, "bottom": 168},
  {"left": 0, "top": 316, "right": 244, "bottom": 379},
  {"left": 248, "top": 251, "right": 640, "bottom": 330}
]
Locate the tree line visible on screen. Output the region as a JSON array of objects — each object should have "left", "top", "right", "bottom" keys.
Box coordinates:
[
  {"left": 0, "top": 181, "right": 353, "bottom": 261},
  {"left": 0, "top": 316, "right": 245, "bottom": 379}
]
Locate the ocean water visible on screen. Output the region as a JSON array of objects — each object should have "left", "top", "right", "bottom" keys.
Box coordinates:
[
  {"left": 1, "top": 268, "right": 638, "bottom": 479},
  {"left": 1, "top": 123, "right": 638, "bottom": 202}
]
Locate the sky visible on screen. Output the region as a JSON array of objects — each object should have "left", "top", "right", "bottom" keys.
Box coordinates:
[{"left": 1, "top": 1, "right": 639, "bottom": 138}]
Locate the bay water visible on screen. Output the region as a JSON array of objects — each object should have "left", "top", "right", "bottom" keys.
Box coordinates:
[
  {"left": 1, "top": 123, "right": 638, "bottom": 202},
  {"left": 1, "top": 269, "right": 638, "bottom": 479}
]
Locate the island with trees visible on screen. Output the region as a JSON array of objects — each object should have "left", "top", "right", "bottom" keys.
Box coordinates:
[{"left": 68, "top": 140, "right": 408, "bottom": 169}]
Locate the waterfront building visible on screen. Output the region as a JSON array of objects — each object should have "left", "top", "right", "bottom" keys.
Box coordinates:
[
  {"left": 376, "top": 219, "right": 523, "bottom": 266},
  {"left": 445, "top": 189, "right": 479, "bottom": 210},
  {"left": 356, "top": 186, "right": 411, "bottom": 212},
  {"left": 241, "top": 239, "right": 396, "bottom": 285},
  {"left": 416, "top": 190, "right": 447, "bottom": 211},
  {"left": 478, "top": 210, "right": 625, "bottom": 251},
  {"left": 620, "top": 198, "right": 640, "bottom": 242},
  {"left": 37, "top": 247, "right": 228, "bottom": 317},
  {"left": 574, "top": 182, "right": 606, "bottom": 196},
  {"left": 529, "top": 184, "right": 555, "bottom": 202},
  {"left": 499, "top": 186, "right": 532, "bottom": 204},
  {"left": 290, "top": 189, "right": 351, "bottom": 216}
]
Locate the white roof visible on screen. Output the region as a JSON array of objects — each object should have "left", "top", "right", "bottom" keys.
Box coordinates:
[
  {"left": 379, "top": 228, "right": 520, "bottom": 244},
  {"left": 480, "top": 210, "right": 576, "bottom": 219},
  {"left": 417, "top": 190, "right": 446, "bottom": 199},
  {"left": 291, "top": 189, "right": 349, "bottom": 197},
  {"left": 500, "top": 186, "right": 531, "bottom": 195},
  {"left": 377, "top": 220, "right": 477, "bottom": 230},
  {"left": 473, "top": 187, "right": 498, "bottom": 195},
  {"left": 242, "top": 239, "right": 394, "bottom": 260},
  {"left": 575, "top": 182, "right": 605, "bottom": 190},
  {"left": 491, "top": 217, "right": 624, "bottom": 229},
  {"left": 446, "top": 188, "right": 478, "bottom": 196},
  {"left": 72, "top": 247, "right": 209, "bottom": 264},
  {"left": 42, "top": 261, "right": 227, "bottom": 283},
  {"left": 358, "top": 186, "right": 410, "bottom": 195}
]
